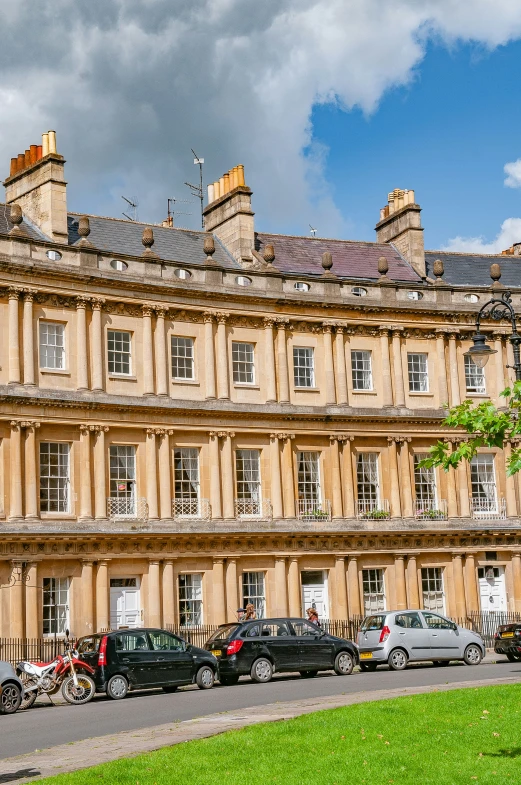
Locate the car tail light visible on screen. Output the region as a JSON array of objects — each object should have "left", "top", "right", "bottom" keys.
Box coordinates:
[
  {"left": 98, "top": 635, "right": 109, "bottom": 666},
  {"left": 226, "top": 639, "right": 244, "bottom": 656},
  {"left": 379, "top": 625, "right": 391, "bottom": 643},
  {"left": 494, "top": 632, "right": 500, "bottom": 640}
]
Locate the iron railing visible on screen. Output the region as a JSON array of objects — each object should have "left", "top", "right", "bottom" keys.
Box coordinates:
[
  {"left": 297, "top": 499, "right": 332, "bottom": 522},
  {"left": 235, "top": 499, "right": 273, "bottom": 520},
  {"left": 107, "top": 497, "right": 149, "bottom": 522},
  {"left": 172, "top": 498, "right": 211, "bottom": 521},
  {"left": 414, "top": 499, "right": 448, "bottom": 521},
  {"left": 356, "top": 499, "right": 390, "bottom": 520},
  {"left": 470, "top": 497, "right": 506, "bottom": 520}
]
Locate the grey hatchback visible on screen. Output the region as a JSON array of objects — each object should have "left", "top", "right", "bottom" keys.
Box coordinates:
[{"left": 357, "top": 610, "right": 485, "bottom": 671}]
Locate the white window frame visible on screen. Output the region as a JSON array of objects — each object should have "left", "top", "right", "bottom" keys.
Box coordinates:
[
  {"left": 293, "top": 347, "right": 315, "bottom": 388},
  {"left": 107, "top": 330, "right": 132, "bottom": 376},
  {"left": 242, "top": 571, "right": 266, "bottom": 618},
  {"left": 421, "top": 567, "right": 445, "bottom": 612},
  {"left": 171, "top": 336, "right": 195, "bottom": 381},
  {"left": 178, "top": 573, "right": 203, "bottom": 626},
  {"left": 109, "top": 445, "right": 136, "bottom": 515},
  {"left": 356, "top": 453, "right": 380, "bottom": 505},
  {"left": 297, "top": 451, "right": 321, "bottom": 502},
  {"left": 470, "top": 454, "right": 497, "bottom": 513},
  {"left": 174, "top": 448, "right": 200, "bottom": 501},
  {"left": 362, "top": 569, "right": 386, "bottom": 614},
  {"left": 351, "top": 350, "right": 373, "bottom": 391},
  {"left": 414, "top": 453, "right": 437, "bottom": 506},
  {"left": 42, "top": 577, "right": 70, "bottom": 636},
  {"left": 232, "top": 342, "right": 255, "bottom": 385},
  {"left": 39, "top": 321, "right": 66, "bottom": 370},
  {"left": 464, "top": 355, "right": 486, "bottom": 394},
  {"left": 39, "top": 442, "right": 70, "bottom": 514},
  {"left": 236, "top": 449, "right": 262, "bottom": 510},
  {"left": 407, "top": 352, "right": 429, "bottom": 392}
]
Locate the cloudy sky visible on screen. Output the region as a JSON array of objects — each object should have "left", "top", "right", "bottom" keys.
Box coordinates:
[{"left": 2, "top": 1, "right": 521, "bottom": 252}]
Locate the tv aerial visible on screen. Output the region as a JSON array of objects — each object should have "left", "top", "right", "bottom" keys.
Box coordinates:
[
  {"left": 121, "top": 196, "right": 138, "bottom": 222},
  {"left": 309, "top": 224, "right": 317, "bottom": 237},
  {"left": 185, "top": 148, "right": 204, "bottom": 228},
  {"left": 166, "top": 197, "right": 192, "bottom": 228}
]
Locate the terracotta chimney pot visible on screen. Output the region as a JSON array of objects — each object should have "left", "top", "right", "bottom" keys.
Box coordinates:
[
  {"left": 29, "top": 145, "right": 38, "bottom": 165},
  {"left": 9, "top": 158, "right": 17, "bottom": 176},
  {"left": 24, "top": 150, "right": 31, "bottom": 168},
  {"left": 17, "top": 153, "right": 25, "bottom": 171},
  {"left": 36, "top": 145, "right": 42, "bottom": 160}
]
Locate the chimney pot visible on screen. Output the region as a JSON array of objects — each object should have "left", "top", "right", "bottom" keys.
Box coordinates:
[
  {"left": 17, "top": 153, "right": 25, "bottom": 171},
  {"left": 48, "top": 130, "right": 57, "bottom": 154},
  {"left": 29, "top": 145, "right": 38, "bottom": 165},
  {"left": 237, "top": 165, "right": 245, "bottom": 187},
  {"left": 42, "top": 133, "right": 49, "bottom": 157},
  {"left": 223, "top": 172, "right": 230, "bottom": 194},
  {"left": 24, "top": 150, "right": 31, "bottom": 168},
  {"left": 9, "top": 158, "right": 17, "bottom": 177},
  {"left": 207, "top": 183, "right": 215, "bottom": 203},
  {"left": 36, "top": 145, "right": 42, "bottom": 160}
]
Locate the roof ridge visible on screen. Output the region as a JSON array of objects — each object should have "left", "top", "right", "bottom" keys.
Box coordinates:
[
  {"left": 255, "top": 230, "right": 387, "bottom": 247},
  {"left": 68, "top": 212, "right": 208, "bottom": 236},
  {"left": 426, "top": 249, "right": 515, "bottom": 259}
]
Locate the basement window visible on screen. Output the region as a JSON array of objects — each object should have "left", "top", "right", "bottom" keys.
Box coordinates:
[
  {"left": 407, "top": 291, "right": 423, "bottom": 301},
  {"left": 351, "top": 286, "right": 367, "bottom": 297},
  {"left": 464, "top": 293, "right": 479, "bottom": 303},
  {"left": 174, "top": 268, "right": 192, "bottom": 280},
  {"left": 294, "top": 282, "right": 310, "bottom": 292},
  {"left": 110, "top": 259, "right": 128, "bottom": 272},
  {"left": 236, "top": 276, "right": 252, "bottom": 287},
  {"left": 46, "top": 250, "right": 62, "bottom": 261}
]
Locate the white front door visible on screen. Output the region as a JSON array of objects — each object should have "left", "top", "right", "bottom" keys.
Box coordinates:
[
  {"left": 110, "top": 578, "right": 141, "bottom": 629},
  {"left": 478, "top": 566, "right": 507, "bottom": 613},
  {"left": 301, "top": 570, "right": 328, "bottom": 619}
]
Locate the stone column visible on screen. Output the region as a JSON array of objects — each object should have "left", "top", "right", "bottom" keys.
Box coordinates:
[
  {"left": 446, "top": 440, "right": 458, "bottom": 519},
  {"left": 91, "top": 299, "right": 104, "bottom": 392},
  {"left": 9, "top": 562, "right": 24, "bottom": 638},
  {"left": 269, "top": 434, "right": 283, "bottom": 519},
  {"left": 263, "top": 318, "right": 277, "bottom": 403},
  {"left": 96, "top": 559, "right": 110, "bottom": 631},
  {"left": 394, "top": 555, "right": 407, "bottom": 610},
  {"left": 79, "top": 425, "right": 93, "bottom": 520},
  {"left": 347, "top": 556, "right": 361, "bottom": 617},
  {"left": 406, "top": 555, "right": 420, "bottom": 609},
  {"left": 208, "top": 432, "right": 222, "bottom": 518},
  {"left": 503, "top": 442, "right": 517, "bottom": 518},
  {"left": 464, "top": 554, "right": 480, "bottom": 613},
  {"left": 452, "top": 554, "right": 466, "bottom": 618},
  {"left": 329, "top": 436, "right": 343, "bottom": 519},
  {"left": 448, "top": 332, "right": 461, "bottom": 407},
  {"left": 76, "top": 297, "right": 89, "bottom": 390},
  {"left": 274, "top": 557, "right": 288, "bottom": 617},
  {"left": 391, "top": 328, "right": 405, "bottom": 407},
  {"left": 335, "top": 325, "right": 348, "bottom": 405},
  {"left": 281, "top": 434, "right": 296, "bottom": 518},
  {"left": 435, "top": 330, "right": 449, "bottom": 407},
  {"left": 379, "top": 327, "right": 393, "bottom": 407},
  {"left": 276, "top": 319, "right": 290, "bottom": 403},
  {"left": 25, "top": 562, "right": 39, "bottom": 638},
  {"left": 162, "top": 560, "right": 176, "bottom": 626},
  {"left": 341, "top": 436, "right": 355, "bottom": 518},
  {"left": 212, "top": 558, "right": 226, "bottom": 625},
  {"left": 457, "top": 444, "right": 471, "bottom": 517},
  {"left": 142, "top": 305, "right": 155, "bottom": 396},
  {"left": 203, "top": 313, "right": 216, "bottom": 399},
  {"left": 511, "top": 553, "right": 521, "bottom": 613},
  {"left": 145, "top": 429, "right": 159, "bottom": 520},
  {"left": 226, "top": 558, "right": 239, "bottom": 622},
  {"left": 155, "top": 307, "right": 168, "bottom": 396},
  {"left": 8, "top": 288, "right": 21, "bottom": 384},
  {"left": 494, "top": 334, "right": 506, "bottom": 403},
  {"left": 158, "top": 430, "right": 172, "bottom": 520},
  {"left": 81, "top": 560, "right": 94, "bottom": 635},
  {"left": 288, "top": 557, "right": 301, "bottom": 617},
  {"left": 323, "top": 323, "right": 336, "bottom": 404},
  {"left": 94, "top": 426, "right": 108, "bottom": 519},
  {"left": 22, "top": 291, "right": 36, "bottom": 386},
  {"left": 399, "top": 437, "right": 413, "bottom": 518},
  {"left": 216, "top": 312, "right": 230, "bottom": 399},
  {"left": 220, "top": 431, "right": 235, "bottom": 519},
  {"left": 24, "top": 422, "right": 39, "bottom": 519},
  {"left": 9, "top": 421, "right": 22, "bottom": 519},
  {"left": 148, "top": 560, "right": 161, "bottom": 627},
  {"left": 388, "top": 437, "right": 401, "bottom": 518},
  {"left": 334, "top": 557, "right": 348, "bottom": 619}
]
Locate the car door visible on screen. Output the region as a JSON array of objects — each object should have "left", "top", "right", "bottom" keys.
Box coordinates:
[
  {"left": 421, "top": 612, "right": 462, "bottom": 659},
  {"left": 114, "top": 632, "right": 158, "bottom": 687},
  {"left": 148, "top": 630, "right": 193, "bottom": 684},
  {"left": 259, "top": 621, "right": 298, "bottom": 672},
  {"left": 293, "top": 620, "right": 332, "bottom": 670},
  {"left": 392, "top": 612, "right": 430, "bottom": 661}
]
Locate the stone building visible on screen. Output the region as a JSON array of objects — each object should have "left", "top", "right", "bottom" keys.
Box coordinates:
[{"left": 1, "top": 132, "right": 520, "bottom": 640}]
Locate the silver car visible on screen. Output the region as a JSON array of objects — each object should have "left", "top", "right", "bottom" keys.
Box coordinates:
[
  {"left": 0, "top": 661, "right": 23, "bottom": 714},
  {"left": 357, "top": 610, "right": 485, "bottom": 671}
]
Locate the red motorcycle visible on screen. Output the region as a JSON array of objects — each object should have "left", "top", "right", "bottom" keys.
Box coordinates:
[{"left": 17, "top": 630, "right": 96, "bottom": 709}]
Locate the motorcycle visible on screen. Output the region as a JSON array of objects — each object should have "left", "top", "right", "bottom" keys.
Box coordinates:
[{"left": 17, "top": 629, "right": 96, "bottom": 709}]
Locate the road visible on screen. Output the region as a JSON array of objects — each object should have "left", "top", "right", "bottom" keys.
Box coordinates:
[{"left": 2, "top": 659, "right": 520, "bottom": 759}]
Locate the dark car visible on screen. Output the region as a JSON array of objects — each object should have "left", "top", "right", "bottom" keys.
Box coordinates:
[
  {"left": 76, "top": 628, "right": 218, "bottom": 700},
  {"left": 494, "top": 623, "right": 521, "bottom": 661},
  {"left": 204, "top": 617, "right": 358, "bottom": 685}
]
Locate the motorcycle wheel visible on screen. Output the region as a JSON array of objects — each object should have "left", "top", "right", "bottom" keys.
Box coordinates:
[
  {"left": 61, "top": 673, "right": 96, "bottom": 705},
  {"left": 19, "top": 677, "right": 38, "bottom": 710}
]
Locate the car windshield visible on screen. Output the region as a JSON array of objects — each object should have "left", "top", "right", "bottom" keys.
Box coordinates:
[
  {"left": 77, "top": 636, "right": 100, "bottom": 654},
  {"left": 207, "top": 625, "right": 240, "bottom": 642},
  {"left": 361, "top": 615, "right": 386, "bottom": 632}
]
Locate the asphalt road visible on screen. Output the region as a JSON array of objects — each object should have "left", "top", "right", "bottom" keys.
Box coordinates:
[{"left": 2, "top": 659, "right": 520, "bottom": 759}]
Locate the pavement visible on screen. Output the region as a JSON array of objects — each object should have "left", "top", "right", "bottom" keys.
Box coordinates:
[{"left": 0, "top": 656, "right": 519, "bottom": 784}]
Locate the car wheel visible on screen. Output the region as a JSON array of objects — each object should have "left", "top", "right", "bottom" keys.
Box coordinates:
[
  {"left": 334, "top": 651, "right": 354, "bottom": 676},
  {"left": 219, "top": 675, "right": 239, "bottom": 686},
  {"left": 196, "top": 666, "right": 215, "bottom": 690},
  {"left": 0, "top": 683, "right": 22, "bottom": 714},
  {"left": 434, "top": 661, "right": 450, "bottom": 667},
  {"left": 463, "top": 644, "right": 483, "bottom": 666},
  {"left": 162, "top": 685, "right": 178, "bottom": 693},
  {"left": 106, "top": 674, "right": 129, "bottom": 700},
  {"left": 251, "top": 657, "right": 273, "bottom": 683},
  {"left": 300, "top": 671, "right": 318, "bottom": 679},
  {"left": 359, "top": 662, "right": 378, "bottom": 672},
  {"left": 506, "top": 652, "right": 521, "bottom": 663},
  {"left": 388, "top": 649, "right": 408, "bottom": 671}
]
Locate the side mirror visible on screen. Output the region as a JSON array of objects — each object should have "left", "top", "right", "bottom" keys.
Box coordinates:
[{"left": 452, "top": 623, "right": 458, "bottom": 631}]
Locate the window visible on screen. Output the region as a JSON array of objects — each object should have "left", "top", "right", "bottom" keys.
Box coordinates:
[
  {"left": 110, "top": 259, "right": 128, "bottom": 272},
  {"left": 179, "top": 574, "right": 203, "bottom": 626},
  {"left": 43, "top": 577, "right": 69, "bottom": 635},
  {"left": 46, "top": 250, "right": 62, "bottom": 261},
  {"left": 109, "top": 445, "right": 136, "bottom": 515},
  {"left": 171, "top": 336, "right": 195, "bottom": 380},
  {"left": 357, "top": 454, "right": 379, "bottom": 505},
  {"left": 297, "top": 452, "right": 321, "bottom": 501},
  {"left": 465, "top": 355, "right": 486, "bottom": 394},
  {"left": 174, "top": 268, "right": 192, "bottom": 280},
  {"left": 407, "top": 291, "right": 423, "bottom": 301},
  {"left": 294, "top": 282, "right": 310, "bottom": 292},
  {"left": 351, "top": 286, "right": 367, "bottom": 297},
  {"left": 235, "top": 276, "right": 252, "bottom": 286},
  {"left": 293, "top": 347, "right": 315, "bottom": 387},
  {"left": 232, "top": 342, "right": 255, "bottom": 384},
  {"left": 421, "top": 568, "right": 445, "bottom": 612},
  {"left": 115, "top": 633, "right": 150, "bottom": 651},
  {"left": 242, "top": 571, "right": 265, "bottom": 618},
  {"left": 362, "top": 569, "right": 385, "bottom": 613},
  {"left": 414, "top": 454, "right": 437, "bottom": 506},
  {"left": 351, "top": 350, "right": 372, "bottom": 391},
  {"left": 39, "top": 322, "right": 65, "bottom": 370},
  {"left": 149, "top": 631, "right": 185, "bottom": 651},
  {"left": 407, "top": 352, "right": 429, "bottom": 392},
  {"left": 174, "top": 448, "right": 199, "bottom": 500},
  {"left": 395, "top": 612, "right": 423, "bottom": 628},
  {"left": 107, "top": 330, "right": 132, "bottom": 375},
  {"left": 422, "top": 612, "right": 453, "bottom": 630},
  {"left": 292, "top": 620, "right": 320, "bottom": 636},
  {"left": 464, "top": 293, "right": 479, "bottom": 303},
  {"left": 260, "top": 621, "right": 291, "bottom": 637},
  {"left": 470, "top": 454, "right": 497, "bottom": 513},
  {"left": 40, "top": 443, "right": 70, "bottom": 513},
  {"left": 236, "top": 449, "right": 261, "bottom": 515}
]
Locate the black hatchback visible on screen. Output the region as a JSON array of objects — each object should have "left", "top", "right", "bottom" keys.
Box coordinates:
[
  {"left": 77, "top": 628, "right": 218, "bottom": 700},
  {"left": 204, "top": 617, "right": 358, "bottom": 685},
  {"left": 494, "top": 623, "right": 521, "bottom": 661}
]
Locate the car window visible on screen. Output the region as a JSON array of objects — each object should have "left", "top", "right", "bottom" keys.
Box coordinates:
[
  {"left": 394, "top": 612, "right": 423, "bottom": 629},
  {"left": 77, "top": 636, "right": 100, "bottom": 654},
  {"left": 149, "top": 631, "right": 186, "bottom": 651},
  {"left": 243, "top": 624, "right": 261, "bottom": 638},
  {"left": 206, "top": 625, "right": 240, "bottom": 642},
  {"left": 115, "top": 633, "right": 150, "bottom": 652},
  {"left": 292, "top": 620, "right": 320, "bottom": 637},
  {"left": 260, "top": 622, "right": 292, "bottom": 637},
  {"left": 422, "top": 612, "right": 453, "bottom": 630},
  {"left": 361, "top": 615, "right": 386, "bottom": 632}
]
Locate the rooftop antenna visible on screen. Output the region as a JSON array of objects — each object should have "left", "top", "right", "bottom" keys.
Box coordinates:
[
  {"left": 166, "top": 197, "right": 192, "bottom": 228},
  {"left": 309, "top": 224, "right": 317, "bottom": 238},
  {"left": 185, "top": 148, "right": 204, "bottom": 228},
  {"left": 121, "top": 196, "right": 138, "bottom": 222}
]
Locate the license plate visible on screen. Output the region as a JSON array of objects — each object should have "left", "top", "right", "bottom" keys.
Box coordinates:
[
  {"left": 502, "top": 632, "right": 514, "bottom": 638},
  {"left": 360, "top": 652, "right": 373, "bottom": 659},
  {"left": 212, "top": 650, "right": 222, "bottom": 657}
]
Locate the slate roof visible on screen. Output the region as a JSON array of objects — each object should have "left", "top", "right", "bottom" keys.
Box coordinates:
[
  {"left": 0, "top": 203, "right": 49, "bottom": 241},
  {"left": 255, "top": 232, "right": 421, "bottom": 282},
  {"left": 426, "top": 251, "right": 521, "bottom": 288}
]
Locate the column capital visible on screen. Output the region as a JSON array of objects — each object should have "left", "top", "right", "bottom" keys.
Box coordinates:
[
  {"left": 322, "top": 322, "right": 334, "bottom": 333},
  {"left": 215, "top": 311, "right": 229, "bottom": 324},
  {"left": 391, "top": 326, "right": 404, "bottom": 335},
  {"left": 90, "top": 424, "right": 110, "bottom": 433},
  {"left": 142, "top": 303, "right": 155, "bottom": 318},
  {"left": 22, "top": 289, "right": 37, "bottom": 302},
  {"left": 275, "top": 556, "right": 287, "bottom": 563},
  {"left": 75, "top": 295, "right": 91, "bottom": 310},
  {"left": 263, "top": 316, "right": 275, "bottom": 328},
  {"left": 271, "top": 432, "right": 295, "bottom": 442},
  {"left": 448, "top": 331, "right": 460, "bottom": 341},
  {"left": 435, "top": 328, "right": 450, "bottom": 337},
  {"left": 394, "top": 553, "right": 406, "bottom": 561},
  {"left": 148, "top": 559, "right": 161, "bottom": 566},
  {"left": 144, "top": 427, "right": 159, "bottom": 436},
  {"left": 275, "top": 317, "right": 290, "bottom": 330},
  {"left": 19, "top": 420, "right": 40, "bottom": 430},
  {"left": 81, "top": 559, "right": 95, "bottom": 566},
  {"left": 91, "top": 298, "right": 105, "bottom": 311},
  {"left": 378, "top": 325, "right": 392, "bottom": 335},
  {"left": 163, "top": 557, "right": 178, "bottom": 565},
  {"left": 203, "top": 311, "right": 215, "bottom": 323},
  {"left": 213, "top": 557, "right": 225, "bottom": 565},
  {"left": 452, "top": 553, "right": 463, "bottom": 561},
  {"left": 7, "top": 286, "right": 22, "bottom": 300},
  {"left": 9, "top": 420, "right": 21, "bottom": 431},
  {"left": 216, "top": 430, "right": 235, "bottom": 439},
  {"left": 155, "top": 305, "right": 169, "bottom": 318},
  {"left": 332, "top": 434, "right": 354, "bottom": 443}
]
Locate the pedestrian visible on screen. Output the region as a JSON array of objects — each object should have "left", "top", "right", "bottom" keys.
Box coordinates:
[
  {"left": 243, "top": 603, "right": 257, "bottom": 620},
  {"left": 307, "top": 606, "right": 320, "bottom": 626}
]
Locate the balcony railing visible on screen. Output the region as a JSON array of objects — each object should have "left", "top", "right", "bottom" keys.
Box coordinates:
[
  {"left": 297, "top": 499, "right": 332, "bottom": 522},
  {"left": 107, "top": 497, "right": 148, "bottom": 522},
  {"left": 172, "top": 498, "right": 211, "bottom": 521},
  {"left": 235, "top": 499, "right": 273, "bottom": 520},
  {"left": 470, "top": 496, "right": 507, "bottom": 520},
  {"left": 414, "top": 499, "right": 448, "bottom": 521},
  {"left": 356, "top": 499, "right": 390, "bottom": 521}
]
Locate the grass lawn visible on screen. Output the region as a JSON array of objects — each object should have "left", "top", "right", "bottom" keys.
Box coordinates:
[{"left": 41, "top": 684, "right": 521, "bottom": 785}]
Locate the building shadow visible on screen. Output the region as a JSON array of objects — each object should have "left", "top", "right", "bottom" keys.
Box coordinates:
[
  {"left": 0, "top": 769, "right": 41, "bottom": 783},
  {"left": 484, "top": 748, "right": 521, "bottom": 759}
]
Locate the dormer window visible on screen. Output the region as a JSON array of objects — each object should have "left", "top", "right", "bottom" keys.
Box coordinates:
[
  {"left": 236, "top": 276, "right": 252, "bottom": 287},
  {"left": 465, "top": 293, "right": 479, "bottom": 303},
  {"left": 294, "top": 282, "right": 310, "bottom": 292},
  {"left": 110, "top": 259, "right": 128, "bottom": 272},
  {"left": 351, "top": 286, "right": 367, "bottom": 297},
  {"left": 46, "top": 250, "right": 62, "bottom": 261},
  {"left": 174, "top": 268, "right": 192, "bottom": 280},
  {"left": 407, "top": 291, "right": 423, "bottom": 301}
]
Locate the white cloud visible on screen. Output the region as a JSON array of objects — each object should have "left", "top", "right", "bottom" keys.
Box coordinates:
[
  {"left": 504, "top": 159, "right": 521, "bottom": 189},
  {"left": 443, "top": 217, "right": 521, "bottom": 254},
  {"left": 1, "top": 1, "right": 521, "bottom": 236}
]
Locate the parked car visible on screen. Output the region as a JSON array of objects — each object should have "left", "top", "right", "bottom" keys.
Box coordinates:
[
  {"left": 204, "top": 617, "right": 358, "bottom": 685},
  {"left": 0, "top": 661, "right": 23, "bottom": 714},
  {"left": 357, "top": 610, "right": 485, "bottom": 671},
  {"left": 76, "top": 628, "right": 218, "bottom": 699},
  {"left": 494, "top": 623, "right": 521, "bottom": 661}
]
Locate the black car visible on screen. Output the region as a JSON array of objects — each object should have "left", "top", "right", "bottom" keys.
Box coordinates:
[
  {"left": 204, "top": 617, "right": 358, "bottom": 685},
  {"left": 494, "top": 623, "right": 521, "bottom": 661},
  {"left": 77, "top": 628, "right": 218, "bottom": 700}
]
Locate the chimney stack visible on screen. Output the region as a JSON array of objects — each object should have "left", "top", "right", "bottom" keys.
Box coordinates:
[
  {"left": 3, "top": 130, "right": 68, "bottom": 243},
  {"left": 375, "top": 188, "right": 425, "bottom": 278},
  {"left": 203, "top": 164, "right": 254, "bottom": 263}
]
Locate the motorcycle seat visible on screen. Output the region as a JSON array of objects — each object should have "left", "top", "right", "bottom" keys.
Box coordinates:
[{"left": 22, "top": 661, "right": 54, "bottom": 676}]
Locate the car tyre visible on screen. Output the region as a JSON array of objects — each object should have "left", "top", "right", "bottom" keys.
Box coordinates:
[
  {"left": 0, "top": 683, "right": 22, "bottom": 714},
  {"left": 463, "top": 644, "right": 483, "bottom": 666},
  {"left": 196, "top": 666, "right": 215, "bottom": 690},
  {"left": 106, "top": 674, "right": 129, "bottom": 700},
  {"left": 388, "top": 648, "right": 408, "bottom": 671},
  {"left": 219, "top": 675, "right": 240, "bottom": 686},
  {"left": 251, "top": 657, "right": 273, "bottom": 683},
  {"left": 359, "top": 662, "right": 377, "bottom": 672},
  {"left": 334, "top": 651, "right": 354, "bottom": 676},
  {"left": 162, "top": 685, "right": 178, "bottom": 693},
  {"left": 300, "top": 671, "right": 318, "bottom": 679}
]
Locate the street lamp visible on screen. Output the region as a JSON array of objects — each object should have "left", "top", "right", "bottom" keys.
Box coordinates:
[{"left": 464, "top": 289, "right": 521, "bottom": 381}]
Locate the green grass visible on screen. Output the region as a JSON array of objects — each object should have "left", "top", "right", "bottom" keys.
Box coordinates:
[{"left": 41, "top": 685, "right": 521, "bottom": 785}]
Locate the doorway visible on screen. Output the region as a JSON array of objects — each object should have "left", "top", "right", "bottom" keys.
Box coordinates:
[
  {"left": 110, "top": 577, "right": 141, "bottom": 629},
  {"left": 478, "top": 566, "right": 507, "bottom": 613},
  {"left": 301, "top": 570, "right": 329, "bottom": 619}
]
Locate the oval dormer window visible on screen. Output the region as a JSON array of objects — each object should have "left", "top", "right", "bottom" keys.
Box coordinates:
[
  {"left": 110, "top": 259, "right": 128, "bottom": 272},
  {"left": 46, "top": 250, "right": 62, "bottom": 261},
  {"left": 351, "top": 286, "right": 367, "bottom": 297},
  {"left": 294, "top": 281, "right": 310, "bottom": 292},
  {"left": 174, "top": 268, "right": 192, "bottom": 280},
  {"left": 407, "top": 290, "right": 423, "bottom": 301},
  {"left": 464, "top": 293, "right": 479, "bottom": 303},
  {"left": 236, "top": 275, "right": 252, "bottom": 287}
]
